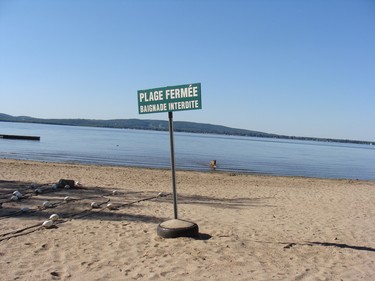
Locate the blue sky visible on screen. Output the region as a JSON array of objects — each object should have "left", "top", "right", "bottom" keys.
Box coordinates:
[{"left": 0, "top": 0, "right": 374, "bottom": 141}]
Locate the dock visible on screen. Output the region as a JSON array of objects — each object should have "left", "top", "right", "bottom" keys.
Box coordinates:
[{"left": 0, "top": 134, "right": 40, "bottom": 141}]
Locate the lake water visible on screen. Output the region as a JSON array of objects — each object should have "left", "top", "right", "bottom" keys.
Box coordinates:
[{"left": 1, "top": 122, "right": 374, "bottom": 180}]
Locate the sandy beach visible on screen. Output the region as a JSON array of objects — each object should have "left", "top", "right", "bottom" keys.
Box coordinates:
[{"left": 0, "top": 158, "right": 374, "bottom": 280}]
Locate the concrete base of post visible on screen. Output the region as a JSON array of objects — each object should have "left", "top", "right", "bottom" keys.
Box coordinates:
[{"left": 157, "top": 219, "right": 199, "bottom": 239}]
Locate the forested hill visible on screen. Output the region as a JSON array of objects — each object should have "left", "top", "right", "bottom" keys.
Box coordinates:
[
  {"left": 0, "top": 113, "right": 373, "bottom": 145},
  {"left": 0, "top": 113, "right": 275, "bottom": 137}
]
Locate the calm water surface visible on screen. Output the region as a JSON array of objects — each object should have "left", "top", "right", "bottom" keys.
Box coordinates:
[{"left": 1, "top": 122, "right": 374, "bottom": 180}]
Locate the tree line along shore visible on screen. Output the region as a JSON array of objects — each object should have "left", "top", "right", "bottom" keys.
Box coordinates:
[{"left": 0, "top": 113, "right": 373, "bottom": 145}]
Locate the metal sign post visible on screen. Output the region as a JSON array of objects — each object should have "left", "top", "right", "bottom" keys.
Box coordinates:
[{"left": 168, "top": 111, "right": 178, "bottom": 219}]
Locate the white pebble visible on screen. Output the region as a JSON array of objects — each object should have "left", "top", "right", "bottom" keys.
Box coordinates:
[
  {"left": 20, "top": 207, "right": 29, "bottom": 212},
  {"left": 43, "top": 201, "right": 52, "bottom": 208},
  {"left": 107, "top": 203, "right": 116, "bottom": 210},
  {"left": 13, "top": 191, "right": 23, "bottom": 198},
  {"left": 112, "top": 190, "right": 118, "bottom": 195},
  {"left": 11, "top": 195, "right": 18, "bottom": 201},
  {"left": 64, "top": 185, "right": 70, "bottom": 189},
  {"left": 91, "top": 202, "right": 99, "bottom": 208},
  {"left": 49, "top": 214, "right": 59, "bottom": 221},
  {"left": 42, "top": 220, "right": 53, "bottom": 228},
  {"left": 64, "top": 196, "right": 71, "bottom": 202}
]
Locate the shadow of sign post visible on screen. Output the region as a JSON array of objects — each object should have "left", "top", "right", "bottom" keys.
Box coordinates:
[{"left": 137, "top": 83, "right": 202, "bottom": 238}]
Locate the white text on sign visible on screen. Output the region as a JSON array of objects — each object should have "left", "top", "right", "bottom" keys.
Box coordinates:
[{"left": 138, "top": 85, "right": 199, "bottom": 103}]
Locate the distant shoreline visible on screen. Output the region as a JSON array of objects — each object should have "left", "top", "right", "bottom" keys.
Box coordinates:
[{"left": 0, "top": 113, "right": 373, "bottom": 146}]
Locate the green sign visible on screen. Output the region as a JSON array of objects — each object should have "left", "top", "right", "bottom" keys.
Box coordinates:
[{"left": 138, "top": 83, "right": 202, "bottom": 114}]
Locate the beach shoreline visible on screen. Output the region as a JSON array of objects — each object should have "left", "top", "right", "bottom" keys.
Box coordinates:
[
  {"left": 1, "top": 158, "right": 374, "bottom": 280},
  {"left": 2, "top": 157, "right": 373, "bottom": 182}
]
